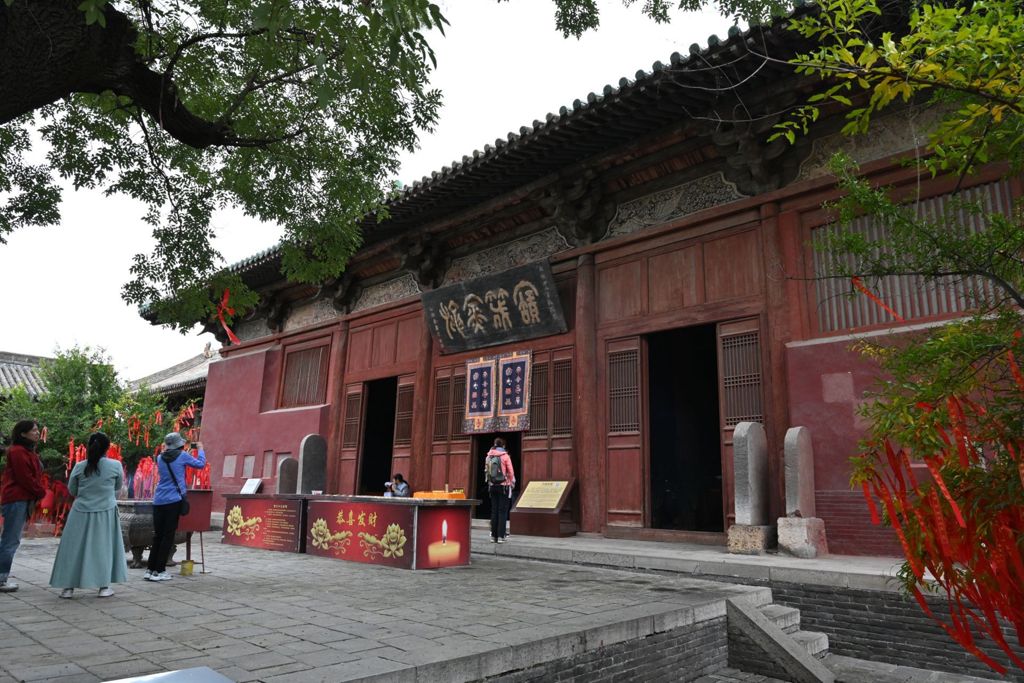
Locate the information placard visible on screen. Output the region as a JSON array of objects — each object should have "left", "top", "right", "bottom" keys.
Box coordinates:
[
  {"left": 515, "top": 481, "right": 569, "bottom": 510},
  {"left": 222, "top": 497, "right": 303, "bottom": 552}
]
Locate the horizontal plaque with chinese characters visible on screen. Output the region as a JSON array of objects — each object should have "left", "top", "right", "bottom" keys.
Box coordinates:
[{"left": 422, "top": 261, "right": 567, "bottom": 354}]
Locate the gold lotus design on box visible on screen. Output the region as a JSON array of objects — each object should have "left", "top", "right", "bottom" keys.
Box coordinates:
[
  {"left": 358, "top": 523, "right": 406, "bottom": 559},
  {"left": 310, "top": 517, "right": 353, "bottom": 554},
  {"left": 226, "top": 505, "right": 261, "bottom": 538}
]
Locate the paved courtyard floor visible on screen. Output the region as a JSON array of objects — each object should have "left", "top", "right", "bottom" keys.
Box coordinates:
[{"left": 0, "top": 537, "right": 765, "bottom": 683}]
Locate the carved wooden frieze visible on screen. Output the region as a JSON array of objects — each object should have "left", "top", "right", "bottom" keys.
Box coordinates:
[
  {"left": 797, "top": 108, "right": 941, "bottom": 181},
  {"left": 606, "top": 172, "right": 744, "bottom": 238},
  {"left": 440, "top": 228, "right": 570, "bottom": 288},
  {"left": 351, "top": 273, "right": 422, "bottom": 313},
  {"left": 283, "top": 298, "right": 339, "bottom": 332}
]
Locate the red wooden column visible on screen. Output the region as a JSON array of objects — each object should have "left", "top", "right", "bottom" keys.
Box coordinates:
[
  {"left": 409, "top": 314, "right": 434, "bottom": 494},
  {"left": 325, "top": 320, "right": 350, "bottom": 493},
  {"left": 574, "top": 254, "right": 603, "bottom": 532},
  {"left": 761, "top": 201, "right": 792, "bottom": 522}
]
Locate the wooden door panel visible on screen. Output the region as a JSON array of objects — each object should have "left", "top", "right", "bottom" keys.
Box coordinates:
[
  {"left": 717, "top": 318, "right": 764, "bottom": 528},
  {"left": 648, "top": 245, "right": 703, "bottom": 313},
  {"left": 704, "top": 231, "right": 763, "bottom": 302},
  {"left": 448, "top": 452, "right": 473, "bottom": 492},
  {"left": 430, "top": 454, "right": 448, "bottom": 491},
  {"left": 337, "top": 460, "right": 358, "bottom": 495},
  {"left": 371, "top": 323, "right": 397, "bottom": 368},
  {"left": 598, "top": 260, "right": 644, "bottom": 323},
  {"left": 607, "top": 447, "right": 643, "bottom": 526},
  {"left": 522, "top": 450, "right": 548, "bottom": 487},
  {"left": 347, "top": 328, "right": 374, "bottom": 372},
  {"left": 551, "top": 446, "right": 574, "bottom": 481}
]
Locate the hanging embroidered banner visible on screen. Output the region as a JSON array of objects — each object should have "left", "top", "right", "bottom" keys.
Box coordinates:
[
  {"left": 465, "top": 359, "right": 495, "bottom": 422},
  {"left": 422, "top": 261, "right": 567, "bottom": 354},
  {"left": 463, "top": 351, "right": 531, "bottom": 433}
]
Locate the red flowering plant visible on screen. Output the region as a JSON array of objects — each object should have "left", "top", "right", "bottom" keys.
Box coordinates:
[
  {"left": 816, "top": 162, "right": 1024, "bottom": 673},
  {"left": 850, "top": 312, "right": 1024, "bottom": 674}
]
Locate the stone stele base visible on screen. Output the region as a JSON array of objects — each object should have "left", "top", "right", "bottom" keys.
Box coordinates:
[
  {"left": 727, "top": 524, "right": 776, "bottom": 555},
  {"left": 777, "top": 516, "right": 829, "bottom": 559}
]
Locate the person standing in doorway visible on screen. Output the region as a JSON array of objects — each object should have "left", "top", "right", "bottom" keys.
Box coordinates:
[
  {"left": 0, "top": 420, "right": 46, "bottom": 593},
  {"left": 49, "top": 432, "right": 128, "bottom": 598},
  {"left": 485, "top": 438, "right": 515, "bottom": 543},
  {"left": 145, "top": 433, "right": 206, "bottom": 582}
]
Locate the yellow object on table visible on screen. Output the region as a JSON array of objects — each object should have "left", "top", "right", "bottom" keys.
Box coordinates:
[{"left": 412, "top": 490, "right": 466, "bottom": 500}]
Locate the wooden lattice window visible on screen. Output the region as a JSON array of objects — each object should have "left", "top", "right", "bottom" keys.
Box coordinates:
[
  {"left": 608, "top": 350, "right": 640, "bottom": 433},
  {"left": 721, "top": 330, "right": 763, "bottom": 427},
  {"left": 552, "top": 359, "right": 573, "bottom": 436},
  {"left": 393, "top": 384, "right": 414, "bottom": 446},
  {"left": 433, "top": 377, "right": 451, "bottom": 441},
  {"left": 811, "top": 179, "right": 1010, "bottom": 332},
  {"left": 280, "top": 344, "right": 330, "bottom": 408},
  {"left": 342, "top": 392, "right": 362, "bottom": 448},
  {"left": 451, "top": 375, "right": 470, "bottom": 441},
  {"left": 528, "top": 363, "right": 549, "bottom": 436}
]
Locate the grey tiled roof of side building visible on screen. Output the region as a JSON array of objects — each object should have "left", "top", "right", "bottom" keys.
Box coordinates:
[
  {"left": 0, "top": 352, "right": 51, "bottom": 399},
  {"left": 129, "top": 346, "right": 219, "bottom": 396}
]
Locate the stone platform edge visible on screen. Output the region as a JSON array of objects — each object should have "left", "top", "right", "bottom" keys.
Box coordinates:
[
  {"left": 359, "top": 589, "right": 773, "bottom": 683},
  {"left": 472, "top": 542, "right": 903, "bottom": 593}
]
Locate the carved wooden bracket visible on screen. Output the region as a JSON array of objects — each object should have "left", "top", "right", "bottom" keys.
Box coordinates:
[
  {"left": 536, "top": 169, "right": 615, "bottom": 246},
  {"left": 396, "top": 233, "right": 450, "bottom": 290},
  {"left": 328, "top": 273, "right": 361, "bottom": 314}
]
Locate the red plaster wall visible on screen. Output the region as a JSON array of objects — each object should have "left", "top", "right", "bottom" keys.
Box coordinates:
[
  {"left": 203, "top": 350, "right": 331, "bottom": 508},
  {"left": 785, "top": 336, "right": 901, "bottom": 556}
]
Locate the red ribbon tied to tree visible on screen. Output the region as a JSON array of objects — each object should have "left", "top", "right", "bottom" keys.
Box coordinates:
[
  {"left": 217, "top": 288, "right": 241, "bottom": 345},
  {"left": 851, "top": 276, "right": 904, "bottom": 322}
]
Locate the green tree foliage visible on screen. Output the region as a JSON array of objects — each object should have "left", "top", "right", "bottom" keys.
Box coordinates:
[
  {"left": 0, "top": 0, "right": 759, "bottom": 332},
  {"left": 773, "top": 0, "right": 1024, "bottom": 671},
  {"left": 0, "top": 347, "right": 168, "bottom": 478}
]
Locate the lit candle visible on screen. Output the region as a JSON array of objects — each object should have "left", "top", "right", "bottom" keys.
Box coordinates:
[{"left": 442, "top": 519, "right": 448, "bottom": 544}]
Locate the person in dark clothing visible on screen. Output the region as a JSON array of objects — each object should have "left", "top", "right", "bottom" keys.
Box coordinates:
[
  {"left": 0, "top": 420, "right": 47, "bottom": 592},
  {"left": 484, "top": 438, "right": 515, "bottom": 543},
  {"left": 145, "top": 432, "right": 206, "bottom": 582}
]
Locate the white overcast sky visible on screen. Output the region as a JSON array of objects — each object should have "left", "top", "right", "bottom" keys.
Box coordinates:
[{"left": 0, "top": 0, "right": 733, "bottom": 381}]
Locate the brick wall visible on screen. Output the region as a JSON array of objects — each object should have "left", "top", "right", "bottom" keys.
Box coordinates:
[
  {"left": 816, "top": 490, "right": 901, "bottom": 556},
  {"left": 771, "top": 583, "right": 1024, "bottom": 681},
  {"left": 480, "top": 617, "right": 727, "bottom": 683},
  {"left": 727, "top": 622, "right": 794, "bottom": 681}
]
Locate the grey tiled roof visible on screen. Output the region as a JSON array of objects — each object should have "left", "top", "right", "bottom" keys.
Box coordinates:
[
  {"left": 130, "top": 347, "right": 218, "bottom": 397},
  {"left": 0, "top": 352, "right": 51, "bottom": 399},
  {"left": 222, "top": 6, "right": 818, "bottom": 281}
]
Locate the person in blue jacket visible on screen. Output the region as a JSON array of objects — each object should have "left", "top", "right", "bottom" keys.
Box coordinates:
[{"left": 145, "top": 432, "right": 206, "bottom": 582}]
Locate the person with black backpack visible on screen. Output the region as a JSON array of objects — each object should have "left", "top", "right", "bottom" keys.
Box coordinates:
[{"left": 484, "top": 438, "right": 515, "bottom": 543}]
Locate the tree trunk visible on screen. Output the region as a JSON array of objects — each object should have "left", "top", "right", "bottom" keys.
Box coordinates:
[{"left": 1, "top": 0, "right": 232, "bottom": 148}]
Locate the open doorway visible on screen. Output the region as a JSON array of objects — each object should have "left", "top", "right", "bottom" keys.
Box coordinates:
[
  {"left": 357, "top": 377, "right": 397, "bottom": 495},
  {"left": 472, "top": 432, "right": 522, "bottom": 520},
  {"left": 647, "top": 325, "right": 723, "bottom": 532}
]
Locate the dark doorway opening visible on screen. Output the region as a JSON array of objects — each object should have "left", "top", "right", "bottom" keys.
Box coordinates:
[
  {"left": 358, "top": 377, "right": 397, "bottom": 495},
  {"left": 472, "top": 432, "right": 522, "bottom": 520},
  {"left": 647, "top": 325, "right": 723, "bottom": 531}
]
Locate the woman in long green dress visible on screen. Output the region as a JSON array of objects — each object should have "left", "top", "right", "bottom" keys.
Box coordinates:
[{"left": 49, "top": 432, "right": 128, "bottom": 598}]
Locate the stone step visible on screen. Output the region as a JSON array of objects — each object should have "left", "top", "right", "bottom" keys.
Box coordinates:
[
  {"left": 758, "top": 603, "right": 801, "bottom": 633},
  {"left": 792, "top": 629, "right": 830, "bottom": 658}
]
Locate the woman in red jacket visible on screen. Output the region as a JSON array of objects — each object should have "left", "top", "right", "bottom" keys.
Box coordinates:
[{"left": 1, "top": 420, "right": 46, "bottom": 593}]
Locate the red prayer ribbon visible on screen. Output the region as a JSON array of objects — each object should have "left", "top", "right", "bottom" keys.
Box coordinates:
[
  {"left": 217, "top": 288, "right": 241, "bottom": 345},
  {"left": 851, "top": 276, "right": 904, "bottom": 322}
]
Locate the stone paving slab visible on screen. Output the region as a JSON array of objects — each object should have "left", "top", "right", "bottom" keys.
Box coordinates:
[{"left": 1, "top": 537, "right": 767, "bottom": 682}]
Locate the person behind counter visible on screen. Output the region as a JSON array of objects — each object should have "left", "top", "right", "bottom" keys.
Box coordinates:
[{"left": 391, "top": 474, "right": 410, "bottom": 498}]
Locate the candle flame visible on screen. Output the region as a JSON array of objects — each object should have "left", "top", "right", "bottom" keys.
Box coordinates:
[{"left": 442, "top": 519, "right": 448, "bottom": 544}]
